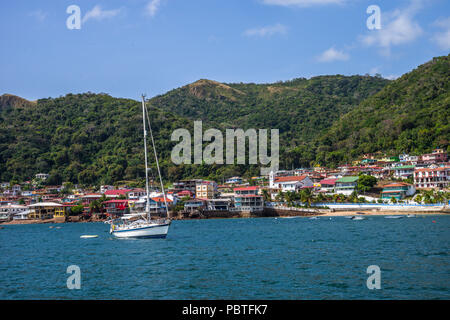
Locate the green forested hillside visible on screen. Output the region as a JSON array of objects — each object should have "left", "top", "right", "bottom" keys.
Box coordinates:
[
  {"left": 312, "top": 54, "right": 450, "bottom": 166},
  {"left": 0, "top": 55, "right": 448, "bottom": 185},
  {"left": 152, "top": 76, "right": 389, "bottom": 147},
  {"left": 0, "top": 93, "right": 193, "bottom": 185}
]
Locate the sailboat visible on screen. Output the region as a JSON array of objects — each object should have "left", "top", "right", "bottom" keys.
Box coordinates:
[{"left": 110, "top": 95, "right": 171, "bottom": 239}]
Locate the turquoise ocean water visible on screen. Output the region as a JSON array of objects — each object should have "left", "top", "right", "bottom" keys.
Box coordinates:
[{"left": 0, "top": 216, "right": 449, "bottom": 299}]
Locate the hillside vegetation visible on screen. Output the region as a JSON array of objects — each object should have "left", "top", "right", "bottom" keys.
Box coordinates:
[
  {"left": 0, "top": 54, "right": 448, "bottom": 185},
  {"left": 313, "top": 54, "right": 450, "bottom": 166}
]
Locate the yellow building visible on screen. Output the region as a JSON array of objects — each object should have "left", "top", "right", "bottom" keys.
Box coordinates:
[
  {"left": 28, "top": 202, "right": 64, "bottom": 220},
  {"left": 196, "top": 182, "right": 215, "bottom": 199}
]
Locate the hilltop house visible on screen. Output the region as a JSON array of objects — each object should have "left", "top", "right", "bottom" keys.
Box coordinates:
[
  {"left": 225, "top": 176, "right": 243, "bottom": 185},
  {"left": 420, "top": 148, "right": 448, "bottom": 164},
  {"left": 35, "top": 173, "right": 49, "bottom": 181}
]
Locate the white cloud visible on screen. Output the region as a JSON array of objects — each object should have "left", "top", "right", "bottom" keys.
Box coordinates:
[
  {"left": 29, "top": 10, "right": 47, "bottom": 22},
  {"left": 82, "top": 5, "right": 121, "bottom": 23},
  {"left": 145, "top": 0, "right": 161, "bottom": 17},
  {"left": 369, "top": 67, "right": 380, "bottom": 75},
  {"left": 432, "top": 17, "right": 450, "bottom": 50},
  {"left": 360, "top": 0, "right": 423, "bottom": 56},
  {"left": 243, "top": 23, "right": 288, "bottom": 37},
  {"left": 317, "top": 47, "right": 349, "bottom": 62},
  {"left": 261, "top": 0, "right": 344, "bottom": 7}
]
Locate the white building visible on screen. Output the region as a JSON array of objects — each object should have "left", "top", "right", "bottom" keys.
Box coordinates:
[
  {"left": 225, "top": 177, "right": 243, "bottom": 184},
  {"left": 100, "top": 185, "right": 115, "bottom": 194},
  {"left": 392, "top": 165, "right": 415, "bottom": 179},
  {"left": 269, "top": 171, "right": 314, "bottom": 192},
  {"left": 414, "top": 166, "right": 450, "bottom": 189},
  {"left": 35, "top": 173, "right": 49, "bottom": 181},
  {"left": 0, "top": 205, "right": 30, "bottom": 221}
]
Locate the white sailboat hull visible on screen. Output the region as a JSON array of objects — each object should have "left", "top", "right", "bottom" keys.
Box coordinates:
[{"left": 111, "top": 223, "right": 170, "bottom": 239}]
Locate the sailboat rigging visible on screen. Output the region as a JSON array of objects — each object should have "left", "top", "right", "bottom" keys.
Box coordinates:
[{"left": 109, "top": 95, "right": 171, "bottom": 238}]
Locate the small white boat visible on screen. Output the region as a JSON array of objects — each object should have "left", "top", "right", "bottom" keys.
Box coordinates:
[
  {"left": 406, "top": 214, "right": 416, "bottom": 218},
  {"left": 385, "top": 215, "right": 403, "bottom": 219},
  {"left": 80, "top": 235, "right": 98, "bottom": 239},
  {"left": 351, "top": 216, "right": 365, "bottom": 220},
  {"left": 309, "top": 216, "right": 319, "bottom": 220}
]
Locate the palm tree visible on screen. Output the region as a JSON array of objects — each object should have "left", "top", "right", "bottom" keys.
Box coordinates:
[
  {"left": 434, "top": 191, "right": 444, "bottom": 204},
  {"left": 300, "top": 188, "right": 314, "bottom": 207},
  {"left": 285, "top": 191, "right": 296, "bottom": 207},
  {"left": 275, "top": 191, "right": 284, "bottom": 203},
  {"left": 262, "top": 189, "right": 271, "bottom": 202},
  {"left": 423, "top": 190, "right": 434, "bottom": 204},
  {"left": 414, "top": 194, "right": 423, "bottom": 204},
  {"left": 89, "top": 199, "right": 101, "bottom": 214}
]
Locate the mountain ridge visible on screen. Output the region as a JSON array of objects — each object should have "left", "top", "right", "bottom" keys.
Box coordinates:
[{"left": 0, "top": 55, "right": 448, "bottom": 185}]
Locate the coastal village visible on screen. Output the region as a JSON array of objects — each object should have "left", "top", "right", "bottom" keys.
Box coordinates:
[{"left": 1, "top": 148, "right": 449, "bottom": 224}]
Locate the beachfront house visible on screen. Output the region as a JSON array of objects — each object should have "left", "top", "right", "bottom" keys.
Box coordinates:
[
  {"left": 381, "top": 182, "right": 416, "bottom": 200},
  {"left": 27, "top": 202, "right": 63, "bottom": 220},
  {"left": 233, "top": 186, "right": 263, "bottom": 212},
  {"left": 206, "top": 199, "right": 232, "bottom": 211},
  {"left": 335, "top": 176, "right": 359, "bottom": 195},
  {"left": 103, "top": 199, "right": 130, "bottom": 217},
  {"left": 269, "top": 172, "right": 314, "bottom": 192},
  {"left": 319, "top": 178, "right": 338, "bottom": 193},
  {"left": 184, "top": 199, "right": 206, "bottom": 212},
  {"left": 0, "top": 205, "right": 30, "bottom": 221}
]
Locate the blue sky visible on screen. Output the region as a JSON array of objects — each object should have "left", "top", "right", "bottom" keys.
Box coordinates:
[{"left": 1, "top": 0, "right": 449, "bottom": 101}]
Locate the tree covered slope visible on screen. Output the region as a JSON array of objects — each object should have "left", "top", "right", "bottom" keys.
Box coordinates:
[
  {"left": 313, "top": 54, "right": 450, "bottom": 166},
  {"left": 0, "top": 55, "right": 448, "bottom": 185}
]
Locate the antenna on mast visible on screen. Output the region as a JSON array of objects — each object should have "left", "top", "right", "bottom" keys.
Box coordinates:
[{"left": 141, "top": 94, "right": 151, "bottom": 221}]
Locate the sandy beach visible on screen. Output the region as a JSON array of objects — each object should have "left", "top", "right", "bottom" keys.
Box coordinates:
[{"left": 319, "top": 210, "right": 449, "bottom": 217}]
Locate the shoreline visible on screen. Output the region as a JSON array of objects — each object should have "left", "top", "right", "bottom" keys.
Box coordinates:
[
  {"left": 1, "top": 210, "right": 448, "bottom": 226},
  {"left": 318, "top": 210, "right": 449, "bottom": 217}
]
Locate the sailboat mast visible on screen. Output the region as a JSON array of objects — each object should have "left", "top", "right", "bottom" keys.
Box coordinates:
[
  {"left": 141, "top": 95, "right": 151, "bottom": 220},
  {"left": 143, "top": 101, "right": 170, "bottom": 219}
]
